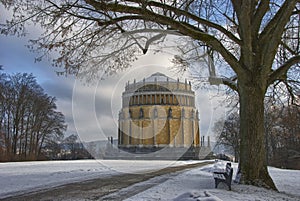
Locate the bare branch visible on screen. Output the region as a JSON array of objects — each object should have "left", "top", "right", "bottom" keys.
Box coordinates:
[
  {"left": 84, "top": 0, "right": 241, "bottom": 73},
  {"left": 252, "top": 0, "right": 270, "bottom": 37},
  {"left": 260, "top": 0, "right": 298, "bottom": 67},
  {"left": 268, "top": 55, "right": 300, "bottom": 85},
  {"left": 222, "top": 77, "right": 238, "bottom": 91}
]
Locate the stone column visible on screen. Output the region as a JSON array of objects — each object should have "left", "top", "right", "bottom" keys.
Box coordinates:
[
  {"left": 208, "top": 136, "right": 211, "bottom": 147},
  {"left": 195, "top": 121, "right": 200, "bottom": 146},
  {"left": 139, "top": 120, "right": 143, "bottom": 145},
  {"left": 129, "top": 120, "right": 132, "bottom": 145},
  {"left": 167, "top": 116, "right": 171, "bottom": 147},
  {"left": 153, "top": 118, "right": 157, "bottom": 146},
  {"left": 181, "top": 108, "right": 185, "bottom": 147},
  {"left": 118, "top": 120, "right": 121, "bottom": 145},
  {"left": 191, "top": 118, "right": 194, "bottom": 147}
]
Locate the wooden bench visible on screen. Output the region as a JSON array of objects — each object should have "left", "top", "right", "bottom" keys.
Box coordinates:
[{"left": 213, "top": 162, "right": 233, "bottom": 190}]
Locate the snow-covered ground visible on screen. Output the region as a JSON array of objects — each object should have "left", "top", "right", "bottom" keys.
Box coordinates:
[
  {"left": 0, "top": 159, "right": 299, "bottom": 200},
  {"left": 0, "top": 159, "right": 199, "bottom": 199},
  {"left": 125, "top": 161, "right": 300, "bottom": 201}
]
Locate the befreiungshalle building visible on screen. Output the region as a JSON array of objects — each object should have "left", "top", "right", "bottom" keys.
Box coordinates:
[{"left": 117, "top": 72, "right": 201, "bottom": 159}]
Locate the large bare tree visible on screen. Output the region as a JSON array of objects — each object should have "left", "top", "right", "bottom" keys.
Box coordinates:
[
  {"left": 1, "top": 0, "right": 299, "bottom": 189},
  {"left": 0, "top": 72, "right": 66, "bottom": 161}
]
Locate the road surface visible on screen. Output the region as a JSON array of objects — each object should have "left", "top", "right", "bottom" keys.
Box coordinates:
[{"left": 1, "top": 162, "right": 212, "bottom": 201}]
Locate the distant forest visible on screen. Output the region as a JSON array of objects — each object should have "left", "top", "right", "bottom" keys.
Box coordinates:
[
  {"left": 214, "top": 101, "right": 300, "bottom": 169},
  {"left": 0, "top": 72, "right": 91, "bottom": 162}
]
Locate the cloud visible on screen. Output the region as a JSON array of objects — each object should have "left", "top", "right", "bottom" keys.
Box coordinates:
[
  {"left": 71, "top": 79, "right": 118, "bottom": 142},
  {"left": 196, "top": 88, "right": 227, "bottom": 141},
  {"left": 42, "top": 78, "right": 74, "bottom": 101},
  {"left": 1, "top": 28, "right": 227, "bottom": 143}
]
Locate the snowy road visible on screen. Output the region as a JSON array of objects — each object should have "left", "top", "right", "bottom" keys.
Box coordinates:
[{"left": 0, "top": 159, "right": 203, "bottom": 199}]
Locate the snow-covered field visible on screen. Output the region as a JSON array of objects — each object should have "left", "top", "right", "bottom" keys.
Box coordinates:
[
  {"left": 0, "top": 159, "right": 299, "bottom": 200},
  {"left": 125, "top": 161, "right": 300, "bottom": 201},
  {"left": 0, "top": 159, "right": 199, "bottom": 199}
]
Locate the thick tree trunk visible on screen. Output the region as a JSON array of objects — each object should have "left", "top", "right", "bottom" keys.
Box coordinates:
[
  {"left": 234, "top": 147, "right": 239, "bottom": 163},
  {"left": 238, "top": 77, "right": 277, "bottom": 190}
]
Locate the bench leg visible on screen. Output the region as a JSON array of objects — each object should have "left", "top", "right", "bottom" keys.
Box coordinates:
[{"left": 215, "top": 179, "right": 218, "bottom": 188}]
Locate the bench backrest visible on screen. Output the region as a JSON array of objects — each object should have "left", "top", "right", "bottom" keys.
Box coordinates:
[{"left": 225, "top": 163, "right": 232, "bottom": 175}]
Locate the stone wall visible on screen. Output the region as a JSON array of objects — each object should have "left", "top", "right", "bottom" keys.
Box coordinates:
[{"left": 119, "top": 105, "right": 200, "bottom": 148}]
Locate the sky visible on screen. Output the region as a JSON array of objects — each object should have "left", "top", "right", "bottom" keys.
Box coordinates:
[{"left": 0, "top": 5, "right": 227, "bottom": 143}]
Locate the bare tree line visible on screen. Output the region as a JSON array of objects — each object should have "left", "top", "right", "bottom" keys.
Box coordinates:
[
  {"left": 0, "top": 72, "right": 66, "bottom": 161},
  {"left": 265, "top": 103, "right": 300, "bottom": 169}
]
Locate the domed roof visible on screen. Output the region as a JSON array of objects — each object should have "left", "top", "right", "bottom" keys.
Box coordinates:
[{"left": 140, "top": 72, "right": 177, "bottom": 83}]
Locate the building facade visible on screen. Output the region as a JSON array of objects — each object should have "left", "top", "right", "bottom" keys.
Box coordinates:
[{"left": 118, "top": 72, "right": 200, "bottom": 158}]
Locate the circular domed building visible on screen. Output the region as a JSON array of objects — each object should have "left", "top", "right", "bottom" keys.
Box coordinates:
[{"left": 118, "top": 72, "right": 201, "bottom": 159}]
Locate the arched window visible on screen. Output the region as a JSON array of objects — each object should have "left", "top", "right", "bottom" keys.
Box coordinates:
[
  {"left": 139, "top": 108, "right": 144, "bottom": 118},
  {"left": 129, "top": 109, "right": 132, "bottom": 119},
  {"left": 168, "top": 107, "right": 172, "bottom": 118},
  {"left": 181, "top": 108, "right": 185, "bottom": 118},
  {"left": 153, "top": 107, "right": 158, "bottom": 118}
]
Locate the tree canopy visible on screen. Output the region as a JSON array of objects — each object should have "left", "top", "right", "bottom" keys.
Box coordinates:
[{"left": 1, "top": 1, "right": 299, "bottom": 90}]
